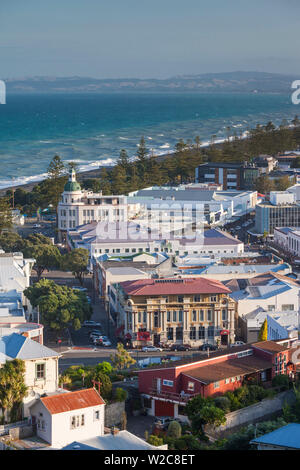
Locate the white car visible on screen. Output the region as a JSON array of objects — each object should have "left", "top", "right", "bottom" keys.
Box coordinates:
[
  {"left": 231, "top": 341, "right": 245, "bottom": 347},
  {"left": 101, "top": 340, "right": 112, "bottom": 347},
  {"left": 82, "top": 320, "right": 101, "bottom": 328},
  {"left": 142, "top": 346, "right": 163, "bottom": 352},
  {"left": 33, "top": 224, "right": 42, "bottom": 228}
]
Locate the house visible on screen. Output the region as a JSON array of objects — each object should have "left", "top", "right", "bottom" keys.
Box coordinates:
[
  {"left": 112, "top": 277, "right": 236, "bottom": 348},
  {"left": 251, "top": 423, "right": 300, "bottom": 450},
  {"left": 0, "top": 333, "right": 60, "bottom": 418},
  {"left": 28, "top": 388, "right": 168, "bottom": 450},
  {"left": 29, "top": 388, "right": 105, "bottom": 448},
  {"left": 138, "top": 340, "right": 295, "bottom": 418}
]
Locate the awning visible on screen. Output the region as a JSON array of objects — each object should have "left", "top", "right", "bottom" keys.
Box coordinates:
[{"left": 220, "top": 329, "right": 229, "bottom": 335}]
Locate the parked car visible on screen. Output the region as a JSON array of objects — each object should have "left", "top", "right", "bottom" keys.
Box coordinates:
[
  {"left": 154, "top": 416, "right": 181, "bottom": 430},
  {"left": 101, "top": 339, "right": 112, "bottom": 347},
  {"left": 82, "top": 320, "right": 101, "bottom": 328},
  {"left": 142, "top": 345, "right": 163, "bottom": 352},
  {"left": 170, "top": 344, "right": 192, "bottom": 351},
  {"left": 89, "top": 329, "right": 102, "bottom": 336},
  {"left": 231, "top": 341, "right": 245, "bottom": 347},
  {"left": 199, "top": 343, "right": 218, "bottom": 351},
  {"left": 33, "top": 223, "right": 42, "bottom": 228},
  {"left": 72, "top": 286, "right": 88, "bottom": 292}
]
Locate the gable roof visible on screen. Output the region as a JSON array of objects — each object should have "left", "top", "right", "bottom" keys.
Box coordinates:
[
  {"left": 252, "top": 340, "right": 288, "bottom": 354},
  {"left": 0, "top": 333, "right": 59, "bottom": 363},
  {"left": 119, "top": 277, "right": 231, "bottom": 296},
  {"left": 41, "top": 388, "right": 105, "bottom": 415}
]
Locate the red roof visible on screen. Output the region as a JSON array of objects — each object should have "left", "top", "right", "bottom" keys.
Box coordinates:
[
  {"left": 41, "top": 388, "right": 105, "bottom": 415},
  {"left": 119, "top": 277, "right": 231, "bottom": 296}
]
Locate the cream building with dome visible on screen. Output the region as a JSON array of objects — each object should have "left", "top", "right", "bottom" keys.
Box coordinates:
[{"left": 58, "top": 169, "right": 141, "bottom": 241}]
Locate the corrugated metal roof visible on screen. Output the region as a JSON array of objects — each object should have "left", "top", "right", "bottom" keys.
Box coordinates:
[
  {"left": 41, "top": 388, "right": 105, "bottom": 415},
  {"left": 120, "top": 277, "right": 231, "bottom": 296},
  {"left": 251, "top": 423, "right": 300, "bottom": 449}
]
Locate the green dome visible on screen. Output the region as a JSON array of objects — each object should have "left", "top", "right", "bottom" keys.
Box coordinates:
[{"left": 64, "top": 181, "right": 81, "bottom": 192}]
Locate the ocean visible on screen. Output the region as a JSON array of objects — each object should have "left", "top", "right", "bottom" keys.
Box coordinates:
[{"left": 0, "top": 91, "right": 297, "bottom": 189}]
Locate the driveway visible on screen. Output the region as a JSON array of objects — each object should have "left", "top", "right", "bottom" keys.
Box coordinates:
[{"left": 126, "top": 415, "right": 156, "bottom": 439}]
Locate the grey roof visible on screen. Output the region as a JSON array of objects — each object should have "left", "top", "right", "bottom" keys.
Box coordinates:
[
  {"left": 61, "top": 431, "right": 164, "bottom": 450},
  {"left": 0, "top": 333, "right": 59, "bottom": 363}
]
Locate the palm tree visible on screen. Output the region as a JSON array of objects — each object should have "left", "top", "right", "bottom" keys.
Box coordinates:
[{"left": 0, "top": 360, "right": 27, "bottom": 423}]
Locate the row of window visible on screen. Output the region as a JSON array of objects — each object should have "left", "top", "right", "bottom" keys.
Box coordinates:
[
  {"left": 166, "top": 326, "right": 217, "bottom": 340},
  {"left": 70, "top": 410, "right": 101, "bottom": 430},
  {"left": 134, "top": 309, "right": 228, "bottom": 326}
]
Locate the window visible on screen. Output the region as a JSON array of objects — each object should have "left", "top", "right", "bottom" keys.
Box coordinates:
[
  {"left": 188, "top": 381, "right": 194, "bottom": 391},
  {"left": 282, "top": 304, "right": 294, "bottom": 311},
  {"left": 199, "top": 326, "right": 205, "bottom": 339},
  {"left": 207, "top": 310, "right": 212, "bottom": 322},
  {"left": 210, "top": 295, "right": 217, "bottom": 302},
  {"left": 208, "top": 326, "right": 214, "bottom": 338},
  {"left": 94, "top": 410, "right": 100, "bottom": 420},
  {"left": 143, "top": 311, "right": 147, "bottom": 323},
  {"left": 178, "top": 295, "right": 184, "bottom": 303},
  {"left": 267, "top": 305, "right": 275, "bottom": 311},
  {"left": 231, "top": 377, "right": 235, "bottom": 383},
  {"left": 222, "top": 309, "right": 227, "bottom": 321},
  {"left": 199, "top": 310, "right": 204, "bottom": 322},
  {"left": 190, "top": 327, "right": 196, "bottom": 340},
  {"left": 167, "top": 311, "right": 171, "bottom": 322},
  {"left": 225, "top": 378, "right": 230, "bottom": 384},
  {"left": 36, "top": 363, "right": 45, "bottom": 380},
  {"left": 178, "top": 310, "right": 183, "bottom": 322},
  {"left": 163, "top": 380, "right": 173, "bottom": 387},
  {"left": 176, "top": 327, "right": 183, "bottom": 340},
  {"left": 194, "top": 295, "right": 201, "bottom": 302},
  {"left": 214, "top": 382, "right": 220, "bottom": 389},
  {"left": 173, "top": 311, "right": 177, "bottom": 322},
  {"left": 154, "top": 311, "right": 160, "bottom": 328},
  {"left": 81, "top": 414, "right": 85, "bottom": 426},
  {"left": 167, "top": 327, "right": 173, "bottom": 340},
  {"left": 192, "top": 310, "right": 197, "bottom": 322},
  {"left": 71, "top": 414, "right": 85, "bottom": 429}
]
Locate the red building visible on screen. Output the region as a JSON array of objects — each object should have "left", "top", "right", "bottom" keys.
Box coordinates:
[{"left": 138, "top": 339, "right": 297, "bottom": 418}]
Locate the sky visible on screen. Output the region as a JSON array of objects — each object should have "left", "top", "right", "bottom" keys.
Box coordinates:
[{"left": 1, "top": 0, "right": 300, "bottom": 79}]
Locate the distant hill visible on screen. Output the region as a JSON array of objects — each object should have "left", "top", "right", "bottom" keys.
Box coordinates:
[{"left": 4, "top": 71, "right": 297, "bottom": 94}]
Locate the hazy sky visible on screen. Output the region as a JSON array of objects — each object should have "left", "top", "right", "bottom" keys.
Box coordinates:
[{"left": 1, "top": 0, "right": 300, "bottom": 78}]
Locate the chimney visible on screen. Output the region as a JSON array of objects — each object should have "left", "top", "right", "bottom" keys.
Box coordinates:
[{"left": 111, "top": 426, "right": 120, "bottom": 436}]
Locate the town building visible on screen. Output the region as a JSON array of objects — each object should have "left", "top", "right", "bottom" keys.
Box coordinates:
[
  {"left": 228, "top": 272, "right": 300, "bottom": 320},
  {"left": 111, "top": 277, "right": 236, "bottom": 348},
  {"left": 251, "top": 423, "right": 300, "bottom": 450},
  {"left": 57, "top": 169, "right": 140, "bottom": 240},
  {"left": 0, "top": 333, "right": 60, "bottom": 418},
  {"left": 68, "top": 223, "right": 244, "bottom": 261},
  {"left": 238, "top": 307, "right": 299, "bottom": 343},
  {"left": 252, "top": 155, "right": 278, "bottom": 174},
  {"left": 128, "top": 185, "right": 257, "bottom": 227},
  {"left": 138, "top": 340, "right": 295, "bottom": 418},
  {"left": 195, "top": 162, "right": 259, "bottom": 190},
  {"left": 274, "top": 227, "right": 300, "bottom": 260},
  {"left": 255, "top": 191, "right": 300, "bottom": 235},
  {"left": 0, "top": 322, "right": 44, "bottom": 343}
]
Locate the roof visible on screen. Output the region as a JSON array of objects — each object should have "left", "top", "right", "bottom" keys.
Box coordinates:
[
  {"left": 41, "top": 388, "right": 105, "bottom": 415},
  {"left": 119, "top": 277, "right": 232, "bottom": 296},
  {"left": 183, "top": 355, "right": 272, "bottom": 384},
  {"left": 252, "top": 340, "right": 289, "bottom": 354},
  {"left": 64, "top": 181, "right": 81, "bottom": 192},
  {"left": 61, "top": 430, "right": 165, "bottom": 450},
  {"left": 251, "top": 423, "right": 300, "bottom": 449},
  {"left": 0, "top": 333, "right": 59, "bottom": 363}
]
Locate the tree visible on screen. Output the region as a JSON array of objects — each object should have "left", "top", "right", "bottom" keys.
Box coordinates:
[
  {"left": 147, "top": 435, "right": 164, "bottom": 447},
  {"left": 59, "top": 374, "right": 72, "bottom": 389},
  {"left": 95, "top": 362, "right": 113, "bottom": 375},
  {"left": 254, "top": 175, "right": 275, "bottom": 194},
  {"left": 86, "top": 371, "right": 112, "bottom": 400},
  {"left": 191, "top": 405, "right": 226, "bottom": 433},
  {"left": 61, "top": 248, "right": 89, "bottom": 285},
  {"left": 114, "top": 387, "right": 128, "bottom": 402},
  {"left": 110, "top": 343, "right": 136, "bottom": 370},
  {"left": 46, "top": 156, "right": 67, "bottom": 212},
  {"left": 0, "top": 359, "right": 27, "bottom": 423},
  {"left": 24, "top": 279, "right": 92, "bottom": 330},
  {"left": 167, "top": 421, "right": 182, "bottom": 439},
  {"left": 0, "top": 231, "right": 25, "bottom": 252},
  {"left": 23, "top": 243, "right": 61, "bottom": 281},
  {"left": 118, "top": 149, "right": 130, "bottom": 173},
  {"left": 0, "top": 197, "right": 13, "bottom": 234},
  {"left": 136, "top": 136, "right": 149, "bottom": 180},
  {"left": 258, "top": 318, "right": 268, "bottom": 341},
  {"left": 111, "top": 165, "right": 128, "bottom": 194}
]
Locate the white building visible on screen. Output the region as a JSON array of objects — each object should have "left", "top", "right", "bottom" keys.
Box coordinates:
[
  {"left": 57, "top": 169, "right": 140, "bottom": 238},
  {"left": 274, "top": 227, "right": 300, "bottom": 258},
  {"left": 0, "top": 333, "right": 60, "bottom": 418},
  {"left": 68, "top": 223, "right": 244, "bottom": 261}
]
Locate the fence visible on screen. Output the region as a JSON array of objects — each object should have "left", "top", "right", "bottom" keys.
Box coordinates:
[{"left": 204, "top": 389, "right": 296, "bottom": 436}]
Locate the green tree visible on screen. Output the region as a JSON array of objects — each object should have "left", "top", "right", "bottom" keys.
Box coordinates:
[
  {"left": 114, "top": 387, "right": 128, "bottom": 402},
  {"left": 136, "top": 136, "right": 149, "bottom": 180},
  {"left": 24, "top": 278, "right": 92, "bottom": 330},
  {"left": 111, "top": 165, "right": 128, "bottom": 194},
  {"left": 258, "top": 318, "right": 268, "bottom": 341},
  {"left": 110, "top": 343, "right": 136, "bottom": 370},
  {"left": 0, "top": 197, "right": 13, "bottom": 234},
  {"left": 23, "top": 243, "right": 61, "bottom": 281},
  {"left": 86, "top": 371, "right": 112, "bottom": 400},
  {"left": 61, "top": 248, "right": 89, "bottom": 286},
  {"left": 254, "top": 175, "right": 275, "bottom": 194},
  {"left": 167, "top": 421, "right": 182, "bottom": 439},
  {"left": 118, "top": 149, "right": 130, "bottom": 173},
  {"left": 0, "top": 231, "right": 25, "bottom": 252},
  {"left": 45, "top": 155, "right": 67, "bottom": 213},
  {"left": 147, "top": 435, "right": 164, "bottom": 447},
  {"left": 0, "top": 359, "right": 27, "bottom": 423},
  {"left": 95, "top": 362, "right": 113, "bottom": 375}
]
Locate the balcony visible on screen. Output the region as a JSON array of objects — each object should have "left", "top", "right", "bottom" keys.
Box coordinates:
[{"left": 148, "top": 388, "right": 198, "bottom": 404}]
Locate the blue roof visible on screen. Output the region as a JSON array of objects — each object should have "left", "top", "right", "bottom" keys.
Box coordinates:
[
  {"left": 0, "top": 333, "right": 59, "bottom": 363},
  {"left": 251, "top": 424, "right": 300, "bottom": 449}
]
